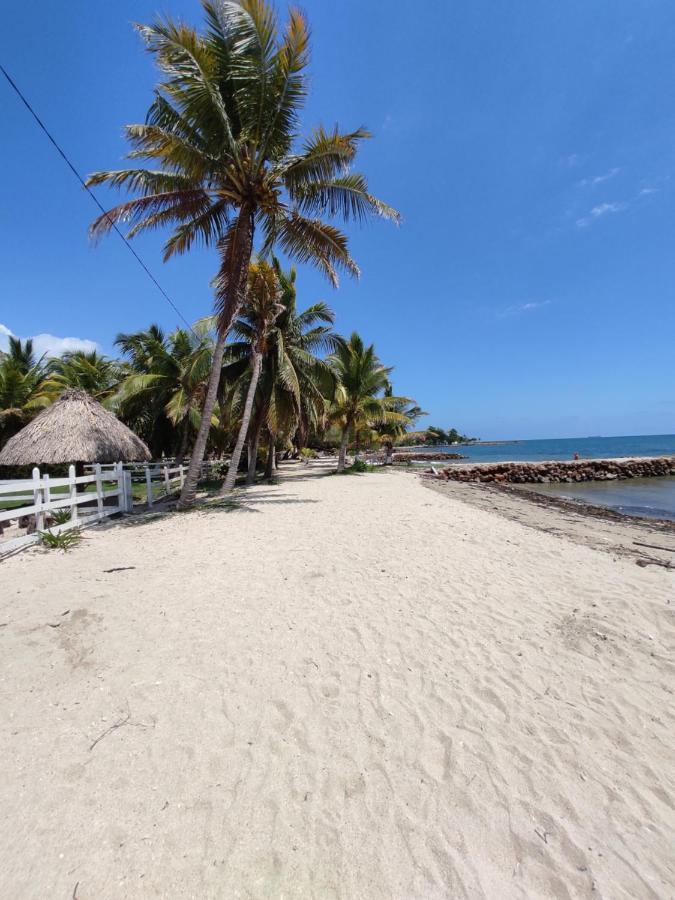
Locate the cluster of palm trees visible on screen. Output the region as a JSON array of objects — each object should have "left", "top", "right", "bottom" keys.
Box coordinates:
[
  {"left": 3, "top": 0, "right": 420, "bottom": 504},
  {"left": 0, "top": 268, "right": 421, "bottom": 481}
]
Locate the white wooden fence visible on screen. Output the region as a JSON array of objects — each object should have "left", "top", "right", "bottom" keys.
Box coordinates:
[
  {"left": 123, "top": 460, "right": 222, "bottom": 507},
  {"left": 0, "top": 459, "right": 225, "bottom": 558},
  {"left": 0, "top": 463, "right": 132, "bottom": 557}
]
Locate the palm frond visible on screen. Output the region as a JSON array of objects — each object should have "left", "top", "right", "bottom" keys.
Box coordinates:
[
  {"left": 292, "top": 173, "right": 400, "bottom": 224},
  {"left": 277, "top": 213, "right": 359, "bottom": 286}
]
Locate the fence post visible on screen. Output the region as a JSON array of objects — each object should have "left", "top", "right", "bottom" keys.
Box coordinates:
[
  {"left": 115, "top": 462, "right": 121, "bottom": 512},
  {"left": 179, "top": 464, "right": 185, "bottom": 490},
  {"left": 116, "top": 462, "right": 124, "bottom": 512},
  {"left": 69, "top": 464, "right": 78, "bottom": 523},
  {"left": 124, "top": 470, "right": 133, "bottom": 512},
  {"left": 32, "top": 467, "right": 44, "bottom": 532},
  {"left": 95, "top": 463, "right": 104, "bottom": 519},
  {"left": 164, "top": 464, "right": 170, "bottom": 496},
  {"left": 43, "top": 474, "right": 51, "bottom": 526},
  {"left": 145, "top": 466, "right": 153, "bottom": 507}
]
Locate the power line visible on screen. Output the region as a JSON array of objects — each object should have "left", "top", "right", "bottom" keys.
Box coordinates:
[{"left": 0, "top": 62, "right": 196, "bottom": 334}]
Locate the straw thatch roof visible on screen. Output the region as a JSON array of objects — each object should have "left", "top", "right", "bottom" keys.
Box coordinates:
[{"left": 0, "top": 390, "right": 150, "bottom": 465}]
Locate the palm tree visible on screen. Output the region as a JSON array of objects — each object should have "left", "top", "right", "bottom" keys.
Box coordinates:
[
  {"left": 0, "top": 343, "right": 49, "bottom": 446},
  {"left": 261, "top": 267, "right": 337, "bottom": 472},
  {"left": 42, "top": 351, "right": 121, "bottom": 402},
  {"left": 375, "top": 388, "right": 428, "bottom": 463},
  {"left": 221, "top": 260, "right": 283, "bottom": 491},
  {"left": 328, "top": 333, "right": 412, "bottom": 472},
  {"left": 86, "top": 0, "right": 399, "bottom": 508},
  {"left": 114, "top": 324, "right": 216, "bottom": 460},
  {"left": 221, "top": 260, "right": 336, "bottom": 485},
  {"left": 3, "top": 336, "right": 38, "bottom": 374}
]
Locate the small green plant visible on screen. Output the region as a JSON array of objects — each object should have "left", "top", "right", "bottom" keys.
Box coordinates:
[
  {"left": 335, "top": 459, "right": 377, "bottom": 475},
  {"left": 40, "top": 528, "right": 82, "bottom": 551},
  {"left": 300, "top": 447, "right": 318, "bottom": 460},
  {"left": 51, "top": 509, "right": 72, "bottom": 526},
  {"left": 209, "top": 460, "right": 229, "bottom": 479}
]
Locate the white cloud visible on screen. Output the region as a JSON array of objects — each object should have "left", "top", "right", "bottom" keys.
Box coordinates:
[
  {"left": 498, "top": 300, "right": 552, "bottom": 318},
  {"left": 0, "top": 323, "right": 99, "bottom": 358},
  {"left": 576, "top": 201, "right": 627, "bottom": 228},
  {"left": 591, "top": 201, "right": 626, "bottom": 217},
  {"left": 639, "top": 186, "right": 658, "bottom": 196},
  {"left": 579, "top": 167, "right": 621, "bottom": 187}
]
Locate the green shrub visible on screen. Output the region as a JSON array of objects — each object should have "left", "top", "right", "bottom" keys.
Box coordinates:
[
  {"left": 209, "top": 460, "right": 229, "bottom": 479},
  {"left": 335, "top": 459, "right": 377, "bottom": 475},
  {"left": 40, "top": 528, "right": 82, "bottom": 551}
]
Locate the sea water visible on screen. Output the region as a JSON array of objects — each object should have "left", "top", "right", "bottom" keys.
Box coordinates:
[{"left": 414, "top": 434, "right": 675, "bottom": 521}]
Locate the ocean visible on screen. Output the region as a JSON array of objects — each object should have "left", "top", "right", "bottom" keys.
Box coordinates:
[
  {"left": 435, "top": 433, "right": 675, "bottom": 464},
  {"left": 410, "top": 434, "right": 675, "bottom": 521}
]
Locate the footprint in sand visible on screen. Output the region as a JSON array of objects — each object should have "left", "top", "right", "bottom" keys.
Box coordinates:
[{"left": 321, "top": 680, "right": 340, "bottom": 699}]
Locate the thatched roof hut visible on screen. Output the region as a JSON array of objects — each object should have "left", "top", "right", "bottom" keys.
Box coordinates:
[{"left": 0, "top": 390, "right": 150, "bottom": 466}]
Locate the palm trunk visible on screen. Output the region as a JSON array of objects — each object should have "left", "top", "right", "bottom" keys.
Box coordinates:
[
  {"left": 221, "top": 352, "right": 262, "bottom": 493},
  {"left": 177, "top": 207, "right": 254, "bottom": 509},
  {"left": 175, "top": 420, "right": 190, "bottom": 466},
  {"left": 337, "top": 425, "right": 350, "bottom": 472},
  {"left": 264, "top": 433, "right": 275, "bottom": 479},
  {"left": 246, "top": 406, "right": 265, "bottom": 485}
]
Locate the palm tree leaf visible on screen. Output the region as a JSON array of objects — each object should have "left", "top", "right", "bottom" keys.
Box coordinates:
[
  {"left": 292, "top": 173, "right": 400, "bottom": 224},
  {"left": 88, "top": 189, "right": 211, "bottom": 242},
  {"left": 278, "top": 126, "right": 371, "bottom": 187},
  {"left": 277, "top": 213, "right": 359, "bottom": 286}
]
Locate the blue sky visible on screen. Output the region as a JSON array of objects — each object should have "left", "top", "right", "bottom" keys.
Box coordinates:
[{"left": 2, "top": 1, "right": 674, "bottom": 439}]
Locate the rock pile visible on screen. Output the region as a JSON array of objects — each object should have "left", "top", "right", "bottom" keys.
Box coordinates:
[
  {"left": 394, "top": 451, "right": 467, "bottom": 463},
  {"left": 433, "top": 457, "right": 675, "bottom": 484}
]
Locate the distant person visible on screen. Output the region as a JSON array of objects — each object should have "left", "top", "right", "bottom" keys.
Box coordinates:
[{"left": 573, "top": 452, "right": 580, "bottom": 461}]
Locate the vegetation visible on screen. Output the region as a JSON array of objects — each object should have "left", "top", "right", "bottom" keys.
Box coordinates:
[
  {"left": 40, "top": 527, "right": 82, "bottom": 551},
  {"left": 0, "top": 3, "right": 439, "bottom": 486},
  {"left": 1, "top": 295, "right": 424, "bottom": 481},
  {"left": 85, "top": 0, "right": 398, "bottom": 507},
  {"left": 0, "top": 338, "right": 50, "bottom": 445},
  {"left": 334, "top": 459, "right": 377, "bottom": 475},
  {"left": 396, "top": 426, "right": 475, "bottom": 447},
  {"left": 327, "top": 333, "right": 411, "bottom": 473},
  {"left": 113, "top": 323, "right": 217, "bottom": 461}
]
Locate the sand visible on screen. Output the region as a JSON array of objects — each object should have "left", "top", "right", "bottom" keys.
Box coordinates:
[{"left": 0, "top": 461, "right": 673, "bottom": 898}]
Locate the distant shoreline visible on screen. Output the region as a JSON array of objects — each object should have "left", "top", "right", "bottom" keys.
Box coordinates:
[{"left": 395, "top": 440, "right": 521, "bottom": 450}]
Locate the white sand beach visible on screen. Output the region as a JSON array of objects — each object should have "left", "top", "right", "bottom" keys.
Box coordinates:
[{"left": 0, "top": 462, "right": 673, "bottom": 899}]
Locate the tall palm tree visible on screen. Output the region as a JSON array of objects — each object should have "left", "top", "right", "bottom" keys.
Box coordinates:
[
  {"left": 114, "top": 323, "right": 216, "bottom": 460},
  {"left": 328, "top": 333, "right": 411, "bottom": 472},
  {"left": 221, "top": 260, "right": 283, "bottom": 491},
  {"left": 260, "top": 265, "right": 337, "bottom": 472},
  {"left": 222, "top": 260, "right": 336, "bottom": 484},
  {"left": 86, "top": 0, "right": 399, "bottom": 508}
]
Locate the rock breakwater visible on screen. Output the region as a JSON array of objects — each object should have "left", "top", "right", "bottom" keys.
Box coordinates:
[
  {"left": 432, "top": 457, "right": 675, "bottom": 484},
  {"left": 395, "top": 451, "right": 467, "bottom": 462}
]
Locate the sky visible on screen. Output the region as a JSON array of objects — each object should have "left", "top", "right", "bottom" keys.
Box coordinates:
[{"left": 2, "top": 1, "right": 675, "bottom": 440}]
